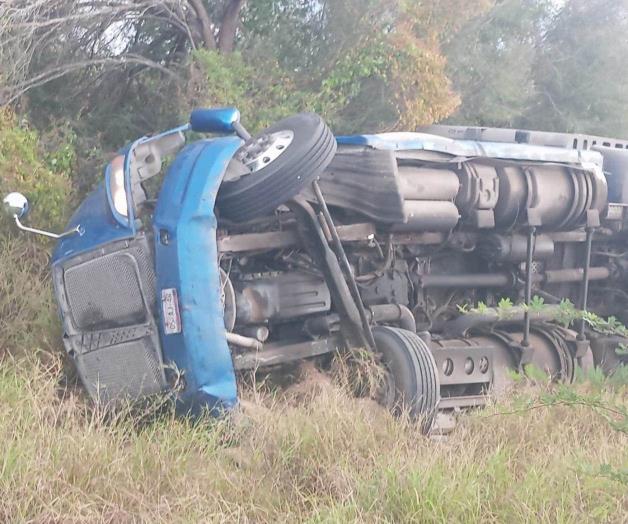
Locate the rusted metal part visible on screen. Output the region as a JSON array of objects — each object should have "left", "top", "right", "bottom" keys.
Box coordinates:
[
  {"left": 397, "top": 166, "right": 459, "bottom": 200},
  {"left": 579, "top": 217, "right": 598, "bottom": 339},
  {"left": 220, "top": 268, "right": 236, "bottom": 332},
  {"left": 429, "top": 326, "right": 577, "bottom": 401},
  {"left": 431, "top": 412, "right": 458, "bottom": 435},
  {"left": 547, "top": 231, "right": 587, "bottom": 242},
  {"left": 438, "top": 395, "right": 488, "bottom": 409},
  {"left": 531, "top": 325, "right": 576, "bottom": 383},
  {"left": 522, "top": 226, "right": 537, "bottom": 350},
  {"left": 442, "top": 305, "right": 563, "bottom": 337},
  {"left": 542, "top": 266, "right": 609, "bottom": 284},
  {"left": 312, "top": 180, "right": 376, "bottom": 350},
  {"left": 429, "top": 341, "right": 492, "bottom": 387},
  {"left": 302, "top": 147, "right": 406, "bottom": 223},
  {"left": 287, "top": 196, "right": 370, "bottom": 350},
  {"left": 479, "top": 234, "right": 554, "bottom": 262},
  {"left": 489, "top": 326, "right": 576, "bottom": 383},
  {"left": 238, "top": 325, "right": 270, "bottom": 342},
  {"left": 219, "top": 229, "right": 300, "bottom": 252},
  {"left": 234, "top": 271, "right": 331, "bottom": 325},
  {"left": 389, "top": 232, "right": 446, "bottom": 245},
  {"left": 420, "top": 273, "right": 514, "bottom": 289},
  {"left": 456, "top": 162, "right": 499, "bottom": 228},
  {"left": 391, "top": 200, "right": 460, "bottom": 232},
  {"left": 233, "top": 336, "right": 342, "bottom": 370},
  {"left": 217, "top": 222, "right": 376, "bottom": 253},
  {"left": 589, "top": 335, "right": 628, "bottom": 374}
]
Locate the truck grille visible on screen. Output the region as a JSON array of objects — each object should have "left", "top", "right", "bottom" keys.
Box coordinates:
[
  {"left": 79, "top": 338, "right": 164, "bottom": 403},
  {"left": 53, "top": 235, "right": 166, "bottom": 403},
  {"left": 64, "top": 252, "right": 146, "bottom": 331}
]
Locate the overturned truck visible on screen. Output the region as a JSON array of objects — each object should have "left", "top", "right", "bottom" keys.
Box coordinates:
[{"left": 4, "top": 109, "right": 628, "bottom": 430}]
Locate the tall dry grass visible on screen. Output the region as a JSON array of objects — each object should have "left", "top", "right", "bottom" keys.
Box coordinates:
[
  {"left": 0, "top": 355, "right": 625, "bottom": 523},
  {"left": 0, "top": 238, "right": 61, "bottom": 359}
]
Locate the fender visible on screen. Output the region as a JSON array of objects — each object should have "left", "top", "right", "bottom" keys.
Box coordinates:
[{"left": 153, "top": 137, "right": 243, "bottom": 414}]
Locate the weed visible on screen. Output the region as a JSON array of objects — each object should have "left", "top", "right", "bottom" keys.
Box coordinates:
[{"left": 497, "top": 296, "right": 514, "bottom": 319}]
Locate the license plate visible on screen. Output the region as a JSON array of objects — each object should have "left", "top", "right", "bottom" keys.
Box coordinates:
[{"left": 161, "top": 288, "right": 182, "bottom": 335}]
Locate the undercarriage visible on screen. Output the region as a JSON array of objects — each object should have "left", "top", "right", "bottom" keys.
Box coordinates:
[{"left": 217, "top": 125, "right": 628, "bottom": 425}]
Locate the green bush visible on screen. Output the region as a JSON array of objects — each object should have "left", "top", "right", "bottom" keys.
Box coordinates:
[
  {"left": 188, "top": 50, "right": 315, "bottom": 133},
  {"left": 0, "top": 109, "right": 72, "bottom": 357},
  {"left": 0, "top": 108, "right": 73, "bottom": 233}
]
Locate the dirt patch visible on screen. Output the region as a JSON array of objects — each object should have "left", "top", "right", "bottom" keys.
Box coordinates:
[{"left": 282, "top": 361, "right": 335, "bottom": 401}]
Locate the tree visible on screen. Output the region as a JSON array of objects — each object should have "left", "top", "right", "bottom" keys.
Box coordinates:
[
  {"left": 237, "top": 0, "right": 487, "bottom": 132},
  {"left": 0, "top": 0, "right": 246, "bottom": 105},
  {"left": 444, "top": 0, "right": 552, "bottom": 127},
  {"left": 1, "top": 0, "right": 488, "bottom": 152},
  {"left": 524, "top": 0, "right": 628, "bottom": 137}
]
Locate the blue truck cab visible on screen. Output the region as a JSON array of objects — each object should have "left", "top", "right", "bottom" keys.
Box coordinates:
[{"left": 51, "top": 109, "right": 244, "bottom": 412}]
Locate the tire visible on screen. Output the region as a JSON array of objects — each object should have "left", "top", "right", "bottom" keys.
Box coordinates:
[
  {"left": 372, "top": 326, "right": 440, "bottom": 433},
  {"left": 216, "top": 112, "right": 337, "bottom": 222}
]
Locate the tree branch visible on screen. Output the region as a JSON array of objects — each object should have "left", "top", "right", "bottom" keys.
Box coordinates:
[
  {"left": 2, "top": 55, "right": 180, "bottom": 105},
  {"left": 187, "top": 0, "right": 217, "bottom": 50}
]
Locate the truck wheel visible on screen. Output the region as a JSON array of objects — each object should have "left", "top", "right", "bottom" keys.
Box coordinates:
[
  {"left": 373, "top": 326, "right": 440, "bottom": 433},
  {"left": 217, "top": 112, "right": 337, "bottom": 222}
]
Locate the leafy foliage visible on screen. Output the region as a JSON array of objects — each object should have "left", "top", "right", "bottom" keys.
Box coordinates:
[
  {"left": 0, "top": 109, "right": 73, "bottom": 232},
  {"left": 188, "top": 0, "right": 488, "bottom": 135},
  {"left": 445, "top": 0, "right": 552, "bottom": 127},
  {"left": 0, "top": 239, "right": 62, "bottom": 356},
  {"left": 535, "top": 384, "right": 627, "bottom": 434},
  {"left": 497, "top": 297, "right": 514, "bottom": 318},
  {"left": 0, "top": 110, "right": 74, "bottom": 356},
  {"left": 528, "top": 295, "right": 546, "bottom": 313},
  {"left": 446, "top": 0, "right": 628, "bottom": 138},
  {"left": 3, "top": 0, "right": 626, "bottom": 177},
  {"left": 524, "top": 0, "right": 628, "bottom": 137}
]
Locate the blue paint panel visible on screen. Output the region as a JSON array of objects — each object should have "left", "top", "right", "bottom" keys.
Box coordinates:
[
  {"left": 153, "top": 137, "right": 243, "bottom": 414},
  {"left": 52, "top": 183, "right": 135, "bottom": 265}
]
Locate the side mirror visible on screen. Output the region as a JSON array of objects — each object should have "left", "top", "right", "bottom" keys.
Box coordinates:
[
  {"left": 189, "top": 107, "right": 251, "bottom": 139},
  {"left": 3, "top": 192, "right": 29, "bottom": 219},
  {"left": 2, "top": 192, "right": 82, "bottom": 239}
]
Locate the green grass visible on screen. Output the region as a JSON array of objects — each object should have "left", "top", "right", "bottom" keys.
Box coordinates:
[{"left": 0, "top": 356, "right": 625, "bottom": 523}]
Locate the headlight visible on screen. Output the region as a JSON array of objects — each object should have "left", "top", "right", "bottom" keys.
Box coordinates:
[{"left": 108, "top": 155, "right": 128, "bottom": 217}]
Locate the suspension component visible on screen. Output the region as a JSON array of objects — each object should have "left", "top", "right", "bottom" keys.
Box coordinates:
[{"left": 429, "top": 324, "right": 578, "bottom": 410}]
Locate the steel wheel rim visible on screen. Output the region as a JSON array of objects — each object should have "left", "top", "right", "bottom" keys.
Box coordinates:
[{"left": 235, "top": 130, "right": 294, "bottom": 175}]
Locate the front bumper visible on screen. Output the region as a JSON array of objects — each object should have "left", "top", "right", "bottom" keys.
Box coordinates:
[{"left": 152, "top": 137, "right": 243, "bottom": 414}]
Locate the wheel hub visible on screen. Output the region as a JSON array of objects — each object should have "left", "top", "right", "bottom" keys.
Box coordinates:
[{"left": 235, "top": 130, "right": 294, "bottom": 174}]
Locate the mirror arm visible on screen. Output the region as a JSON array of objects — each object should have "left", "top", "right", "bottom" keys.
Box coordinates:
[
  {"left": 13, "top": 215, "right": 82, "bottom": 239},
  {"left": 232, "top": 121, "right": 251, "bottom": 140}
]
